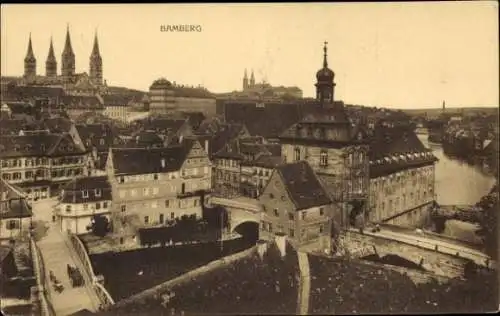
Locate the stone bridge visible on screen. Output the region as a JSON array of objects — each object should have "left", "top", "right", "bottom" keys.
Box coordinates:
[
  {"left": 342, "top": 228, "right": 494, "bottom": 279},
  {"left": 209, "top": 196, "right": 261, "bottom": 232},
  {"left": 434, "top": 204, "right": 480, "bottom": 222}
]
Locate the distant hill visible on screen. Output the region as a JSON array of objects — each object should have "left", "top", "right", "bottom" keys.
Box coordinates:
[{"left": 402, "top": 107, "right": 499, "bottom": 118}]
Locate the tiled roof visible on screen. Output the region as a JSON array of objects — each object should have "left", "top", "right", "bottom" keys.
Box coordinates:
[
  {"left": 103, "top": 94, "right": 135, "bottom": 106},
  {"left": 61, "top": 95, "right": 103, "bottom": 110},
  {"left": 12, "top": 85, "right": 65, "bottom": 99},
  {"left": 127, "top": 130, "right": 164, "bottom": 148},
  {"left": 0, "top": 179, "right": 32, "bottom": 219},
  {"left": 2, "top": 102, "right": 35, "bottom": 115},
  {"left": 60, "top": 176, "right": 112, "bottom": 204},
  {"left": 111, "top": 140, "right": 195, "bottom": 175},
  {"left": 210, "top": 124, "right": 248, "bottom": 157},
  {"left": 276, "top": 161, "right": 332, "bottom": 211},
  {"left": 0, "top": 132, "right": 85, "bottom": 158},
  {"left": 44, "top": 117, "right": 74, "bottom": 133},
  {"left": 368, "top": 126, "right": 438, "bottom": 178},
  {"left": 76, "top": 123, "right": 122, "bottom": 152},
  {"left": 223, "top": 101, "right": 308, "bottom": 138},
  {"left": 242, "top": 155, "right": 283, "bottom": 168}
]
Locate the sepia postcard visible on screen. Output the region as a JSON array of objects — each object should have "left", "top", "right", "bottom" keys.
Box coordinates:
[{"left": 0, "top": 2, "right": 498, "bottom": 315}]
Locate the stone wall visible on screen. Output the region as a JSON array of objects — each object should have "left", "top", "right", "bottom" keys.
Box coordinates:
[{"left": 343, "top": 231, "right": 468, "bottom": 279}]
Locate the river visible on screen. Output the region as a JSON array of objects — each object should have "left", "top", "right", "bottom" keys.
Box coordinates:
[{"left": 419, "top": 135, "right": 496, "bottom": 205}]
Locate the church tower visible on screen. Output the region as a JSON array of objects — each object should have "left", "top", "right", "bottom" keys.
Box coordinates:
[
  {"left": 315, "top": 41, "right": 336, "bottom": 106},
  {"left": 89, "top": 30, "right": 103, "bottom": 86},
  {"left": 61, "top": 25, "right": 76, "bottom": 80},
  {"left": 243, "top": 69, "right": 249, "bottom": 90},
  {"left": 24, "top": 33, "right": 37, "bottom": 78},
  {"left": 250, "top": 69, "right": 255, "bottom": 87},
  {"left": 45, "top": 37, "right": 57, "bottom": 77}
]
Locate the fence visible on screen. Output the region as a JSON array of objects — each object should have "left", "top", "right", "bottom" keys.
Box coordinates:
[
  {"left": 30, "top": 237, "right": 56, "bottom": 316},
  {"left": 113, "top": 245, "right": 258, "bottom": 309},
  {"left": 68, "top": 234, "right": 115, "bottom": 308}
]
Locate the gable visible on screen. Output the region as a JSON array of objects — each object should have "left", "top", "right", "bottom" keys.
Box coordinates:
[
  {"left": 259, "top": 170, "right": 296, "bottom": 211},
  {"left": 50, "top": 135, "right": 84, "bottom": 156}
]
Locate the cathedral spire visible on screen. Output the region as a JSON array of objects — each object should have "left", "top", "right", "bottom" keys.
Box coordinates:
[
  {"left": 61, "top": 24, "right": 75, "bottom": 79},
  {"left": 25, "top": 33, "right": 35, "bottom": 61},
  {"left": 63, "top": 24, "right": 74, "bottom": 56},
  {"left": 24, "top": 33, "right": 36, "bottom": 78},
  {"left": 323, "top": 41, "right": 328, "bottom": 68},
  {"left": 91, "top": 29, "right": 101, "bottom": 57},
  {"left": 47, "top": 36, "right": 56, "bottom": 60},
  {"left": 90, "top": 27, "right": 103, "bottom": 86},
  {"left": 244, "top": 68, "right": 248, "bottom": 79},
  {"left": 250, "top": 69, "right": 255, "bottom": 86},
  {"left": 46, "top": 36, "right": 57, "bottom": 77}
]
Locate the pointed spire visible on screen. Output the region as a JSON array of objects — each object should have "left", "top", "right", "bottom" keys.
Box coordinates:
[
  {"left": 25, "top": 33, "right": 35, "bottom": 61},
  {"left": 250, "top": 69, "right": 255, "bottom": 79},
  {"left": 323, "top": 41, "right": 328, "bottom": 68},
  {"left": 63, "top": 23, "right": 74, "bottom": 55},
  {"left": 47, "top": 36, "right": 56, "bottom": 60},
  {"left": 91, "top": 29, "right": 101, "bottom": 57},
  {"left": 244, "top": 68, "right": 248, "bottom": 79}
]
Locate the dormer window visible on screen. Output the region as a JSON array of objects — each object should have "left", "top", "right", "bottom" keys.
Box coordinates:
[
  {"left": 82, "top": 190, "right": 89, "bottom": 198},
  {"left": 13, "top": 145, "right": 20, "bottom": 152},
  {"left": 294, "top": 147, "right": 301, "bottom": 162},
  {"left": 100, "top": 139, "right": 105, "bottom": 145},
  {"left": 95, "top": 189, "right": 102, "bottom": 197}
]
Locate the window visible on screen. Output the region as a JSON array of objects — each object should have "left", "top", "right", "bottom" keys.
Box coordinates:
[
  {"left": 268, "top": 223, "right": 273, "bottom": 233},
  {"left": 153, "top": 187, "right": 159, "bottom": 195},
  {"left": 319, "top": 207, "right": 324, "bottom": 216},
  {"left": 320, "top": 224, "right": 324, "bottom": 233},
  {"left": 144, "top": 216, "right": 149, "bottom": 224},
  {"left": 159, "top": 214, "right": 164, "bottom": 223},
  {"left": 6, "top": 220, "right": 19, "bottom": 230},
  {"left": 83, "top": 204, "right": 88, "bottom": 211},
  {"left": 121, "top": 205, "right": 126, "bottom": 212},
  {"left": 289, "top": 228, "right": 295, "bottom": 237},
  {"left": 320, "top": 150, "right": 328, "bottom": 167},
  {"left": 66, "top": 205, "right": 72, "bottom": 213},
  {"left": 95, "top": 189, "right": 101, "bottom": 197},
  {"left": 82, "top": 190, "right": 89, "bottom": 198},
  {"left": 194, "top": 199, "right": 199, "bottom": 207},
  {"left": 294, "top": 147, "right": 301, "bottom": 161},
  {"left": 301, "top": 212, "right": 306, "bottom": 220},
  {"left": 154, "top": 174, "right": 159, "bottom": 180},
  {"left": 96, "top": 203, "right": 101, "bottom": 210},
  {"left": 288, "top": 213, "right": 294, "bottom": 221},
  {"left": 274, "top": 208, "right": 279, "bottom": 216},
  {"left": 143, "top": 188, "right": 150, "bottom": 196},
  {"left": 103, "top": 202, "right": 108, "bottom": 208},
  {"left": 165, "top": 200, "right": 170, "bottom": 208},
  {"left": 170, "top": 212, "right": 175, "bottom": 219}
]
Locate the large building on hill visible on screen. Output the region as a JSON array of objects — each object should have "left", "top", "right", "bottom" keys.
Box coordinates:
[
  {"left": 105, "top": 139, "right": 212, "bottom": 244},
  {"left": 20, "top": 27, "right": 107, "bottom": 96},
  {"left": 368, "top": 126, "right": 438, "bottom": 227},
  {"left": 148, "top": 78, "right": 216, "bottom": 115}
]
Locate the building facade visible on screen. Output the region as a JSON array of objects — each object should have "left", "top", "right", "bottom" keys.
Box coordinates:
[
  {"left": 368, "top": 127, "right": 438, "bottom": 227},
  {"left": 0, "top": 179, "right": 32, "bottom": 241},
  {"left": 106, "top": 139, "right": 212, "bottom": 242},
  {"left": 0, "top": 132, "right": 88, "bottom": 200},
  {"left": 259, "top": 161, "right": 333, "bottom": 252},
  {"left": 57, "top": 176, "right": 112, "bottom": 235}
]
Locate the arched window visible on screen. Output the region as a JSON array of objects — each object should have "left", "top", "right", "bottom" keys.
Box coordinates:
[
  {"left": 320, "top": 150, "right": 328, "bottom": 167},
  {"left": 294, "top": 147, "right": 301, "bottom": 161}
]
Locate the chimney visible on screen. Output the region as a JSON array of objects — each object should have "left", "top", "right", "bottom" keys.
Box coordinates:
[
  {"left": 204, "top": 139, "right": 209, "bottom": 154},
  {"left": 257, "top": 239, "right": 268, "bottom": 260},
  {"left": 161, "top": 158, "right": 166, "bottom": 168},
  {"left": 274, "top": 232, "right": 287, "bottom": 258}
]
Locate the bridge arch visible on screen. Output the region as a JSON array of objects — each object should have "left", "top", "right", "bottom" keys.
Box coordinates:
[{"left": 232, "top": 221, "right": 260, "bottom": 244}]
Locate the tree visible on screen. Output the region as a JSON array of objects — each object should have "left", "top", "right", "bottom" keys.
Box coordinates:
[
  {"left": 87, "top": 215, "right": 111, "bottom": 237},
  {"left": 475, "top": 183, "right": 498, "bottom": 258}
]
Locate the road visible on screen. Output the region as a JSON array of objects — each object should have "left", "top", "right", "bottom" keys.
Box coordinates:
[{"left": 32, "top": 198, "right": 101, "bottom": 316}]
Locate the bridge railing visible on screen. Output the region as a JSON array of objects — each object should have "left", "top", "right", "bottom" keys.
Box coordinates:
[
  {"left": 376, "top": 222, "right": 482, "bottom": 250},
  {"left": 69, "top": 234, "right": 116, "bottom": 308},
  {"left": 30, "top": 237, "right": 56, "bottom": 316},
  {"left": 210, "top": 196, "right": 260, "bottom": 212},
  {"left": 350, "top": 228, "right": 493, "bottom": 268}
]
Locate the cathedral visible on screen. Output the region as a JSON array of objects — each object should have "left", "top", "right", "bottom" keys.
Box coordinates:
[{"left": 22, "top": 25, "right": 107, "bottom": 96}]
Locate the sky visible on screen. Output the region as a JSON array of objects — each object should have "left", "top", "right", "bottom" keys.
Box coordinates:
[{"left": 1, "top": 2, "right": 498, "bottom": 109}]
